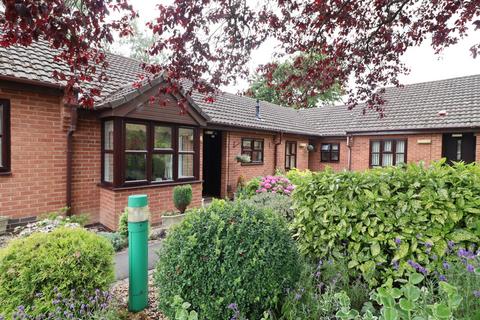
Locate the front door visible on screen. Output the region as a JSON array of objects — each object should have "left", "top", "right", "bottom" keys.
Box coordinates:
[
  {"left": 202, "top": 130, "right": 222, "bottom": 197},
  {"left": 442, "top": 133, "right": 476, "bottom": 164}
]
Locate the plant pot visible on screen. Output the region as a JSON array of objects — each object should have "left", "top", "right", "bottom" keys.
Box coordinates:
[
  {"left": 161, "top": 213, "right": 186, "bottom": 230},
  {"left": 0, "top": 216, "right": 8, "bottom": 235}
]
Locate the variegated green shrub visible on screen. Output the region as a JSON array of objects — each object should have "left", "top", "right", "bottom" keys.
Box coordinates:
[{"left": 292, "top": 161, "right": 480, "bottom": 287}]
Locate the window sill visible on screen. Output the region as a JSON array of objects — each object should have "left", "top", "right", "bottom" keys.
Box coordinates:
[
  {"left": 0, "top": 171, "right": 12, "bottom": 176},
  {"left": 321, "top": 161, "right": 340, "bottom": 163},
  {"left": 240, "top": 162, "right": 264, "bottom": 166},
  {"left": 98, "top": 179, "right": 203, "bottom": 191}
]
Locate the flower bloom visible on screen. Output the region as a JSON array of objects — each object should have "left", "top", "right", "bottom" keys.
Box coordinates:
[
  {"left": 408, "top": 260, "right": 428, "bottom": 275},
  {"left": 458, "top": 248, "right": 475, "bottom": 260}
]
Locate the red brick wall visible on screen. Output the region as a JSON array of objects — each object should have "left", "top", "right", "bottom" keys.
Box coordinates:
[
  {"left": 220, "top": 130, "right": 308, "bottom": 198},
  {"left": 71, "top": 111, "right": 101, "bottom": 223},
  {"left": 350, "top": 134, "right": 443, "bottom": 171},
  {"left": 309, "top": 138, "right": 349, "bottom": 172},
  {"left": 99, "top": 182, "right": 203, "bottom": 230},
  {"left": 0, "top": 87, "right": 68, "bottom": 224},
  {"left": 278, "top": 134, "right": 309, "bottom": 171}
]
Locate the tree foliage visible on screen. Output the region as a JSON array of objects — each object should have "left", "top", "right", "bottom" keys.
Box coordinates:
[
  {"left": 0, "top": 0, "right": 136, "bottom": 107},
  {"left": 116, "top": 19, "right": 165, "bottom": 64},
  {"left": 1, "top": 1, "right": 480, "bottom": 110},
  {"left": 246, "top": 52, "right": 342, "bottom": 108}
]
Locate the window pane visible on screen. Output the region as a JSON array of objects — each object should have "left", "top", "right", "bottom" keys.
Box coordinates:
[
  {"left": 289, "top": 143, "right": 296, "bottom": 155},
  {"left": 371, "top": 141, "right": 380, "bottom": 153},
  {"left": 290, "top": 156, "right": 296, "bottom": 168},
  {"left": 104, "top": 121, "right": 114, "bottom": 150},
  {"left": 125, "top": 123, "right": 147, "bottom": 151},
  {"left": 179, "top": 128, "right": 194, "bottom": 152},
  {"left": 321, "top": 152, "right": 330, "bottom": 162},
  {"left": 0, "top": 139, "right": 2, "bottom": 167},
  {"left": 382, "top": 153, "right": 393, "bottom": 166},
  {"left": 332, "top": 144, "right": 339, "bottom": 151},
  {"left": 396, "top": 140, "right": 405, "bottom": 153},
  {"left": 371, "top": 153, "right": 380, "bottom": 166},
  {"left": 0, "top": 105, "right": 3, "bottom": 132},
  {"left": 154, "top": 126, "right": 172, "bottom": 149},
  {"left": 254, "top": 140, "right": 263, "bottom": 150},
  {"left": 242, "top": 139, "right": 252, "bottom": 148},
  {"left": 321, "top": 144, "right": 330, "bottom": 151},
  {"left": 179, "top": 154, "right": 194, "bottom": 177},
  {"left": 153, "top": 154, "right": 173, "bottom": 181},
  {"left": 252, "top": 150, "right": 263, "bottom": 162},
  {"left": 125, "top": 153, "right": 146, "bottom": 181},
  {"left": 384, "top": 140, "right": 392, "bottom": 152},
  {"left": 456, "top": 139, "right": 462, "bottom": 161},
  {"left": 104, "top": 153, "right": 113, "bottom": 182},
  {"left": 396, "top": 153, "right": 405, "bottom": 164},
  {"left": 331, "top": 151, "right": 339, "bottom": 161}
]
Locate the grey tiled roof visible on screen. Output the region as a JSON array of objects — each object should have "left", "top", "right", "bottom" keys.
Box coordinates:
[
  {"left": 346, "top": 75, "right": 480, "bottom": 133},
  {"left": 1, "top": 39, "right": 480, "bottom": 136},
  {"left": 0, "top": 39, "right": 146, "bottom": 102},
  {"left": 299, "top": 105, "right": 356, "bottom": 136},
  {"left": 190, "top": 90, "right": 319, "bottom": 136}
]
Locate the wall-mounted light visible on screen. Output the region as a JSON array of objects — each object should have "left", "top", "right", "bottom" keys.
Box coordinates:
[{"left": 299, "top": 143, "right": 308, "bottom": 149}]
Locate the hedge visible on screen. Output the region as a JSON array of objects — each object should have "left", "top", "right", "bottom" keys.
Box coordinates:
[
  {"left": 154, "top": 200, "right": 301, "bottom": 319},
  {"left": 292, "top": 161, "right": 480, "bottom": 287},
  {"left": 0, "top": 227, "right": 115, "bottom": 317}
]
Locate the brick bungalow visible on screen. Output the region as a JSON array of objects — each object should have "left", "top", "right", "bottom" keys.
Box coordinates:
[{"left": 0, "top": 41, "right": 479, "bottom": 230}]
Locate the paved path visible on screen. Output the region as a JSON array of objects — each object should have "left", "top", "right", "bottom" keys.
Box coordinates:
[{"left": 115, "top": 240, "right": 163, "bottom": 280}]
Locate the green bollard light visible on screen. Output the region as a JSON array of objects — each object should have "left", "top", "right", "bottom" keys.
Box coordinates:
[{"left": 127, "top": 194, "right": 149, "bottom": 312}]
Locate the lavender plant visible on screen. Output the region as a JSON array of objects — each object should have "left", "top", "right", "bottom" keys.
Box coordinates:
[{"left": 0, "top": 288, "right": 118, "bottom": 320}]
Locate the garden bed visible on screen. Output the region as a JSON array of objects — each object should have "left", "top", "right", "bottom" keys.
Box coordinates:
[{"left": 111, "top": 271, "right": 167, "bottom": 320}]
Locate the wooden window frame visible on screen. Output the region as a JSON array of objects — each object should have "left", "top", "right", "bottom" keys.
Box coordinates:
[
  {"left": 241, "top": 138, "right": 264, "bottom": 165},
  {"left": 285, "top": 141, "right": 297, "bottom": 170},
  {"left": 101, "top": 118, "right": 199, "bottom": 188},
  {"left": 320, "top": 143, "right": 340, "bottom": 162},
  {"left": 177, "top": 127, "right": 196, "bottom": 179},
  {"left": 0, "top": 99, "right": 11, "bottom": 174},
  {"left": 101, "top": 120, "right": 114, "bottom": 184},
  {"left": 369, "top": 139, "right": 408, "bottom": 168}
]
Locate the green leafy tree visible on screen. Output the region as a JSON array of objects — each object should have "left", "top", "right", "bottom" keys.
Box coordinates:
[
  {"left": 117, "top": 20, "right": 166, "bottom": 64},
  {"left": 247, "top": 52, "right": 342, "bottom": 108}
]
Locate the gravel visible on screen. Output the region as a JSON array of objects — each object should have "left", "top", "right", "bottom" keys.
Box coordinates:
[
  {"left": 111, "top": 271, "right": 168, "bottom": 320},
  {"left": 0, "top": 232, "right": 16, "bottom": 248}
]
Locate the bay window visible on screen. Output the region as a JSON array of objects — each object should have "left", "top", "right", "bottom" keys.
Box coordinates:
[
  {"left": 0, "top": 99, "right": 10, "bottom": 173},
  {"left": 101, "top": 118, "right": 198, "bottom": 187},
  {"left": 370, "top": 139, "right": 407, "bottom": 167}
]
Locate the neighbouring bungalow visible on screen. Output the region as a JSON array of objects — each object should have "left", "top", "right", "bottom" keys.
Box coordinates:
[{"left": 0, "top": 41, "right": 479, "bottom": 230}]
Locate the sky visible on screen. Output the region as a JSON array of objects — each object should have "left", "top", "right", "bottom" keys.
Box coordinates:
[{"left": 123, "top": 0, "right": 480, "bottom": 94}]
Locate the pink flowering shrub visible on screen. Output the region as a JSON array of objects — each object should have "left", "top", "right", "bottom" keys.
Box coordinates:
[{"left": 256, "top": 175, "right": 295, "bottom": 196}]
